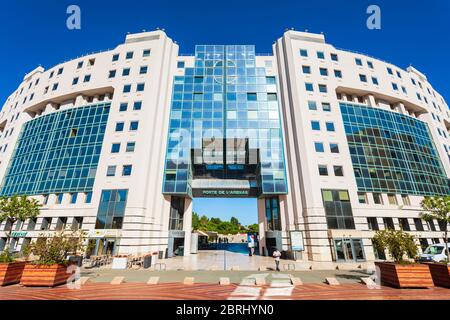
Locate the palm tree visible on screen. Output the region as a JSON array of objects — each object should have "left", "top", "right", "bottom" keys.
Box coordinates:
[{"left": 420, "top": 196, "right": 450, "bottom": 263}]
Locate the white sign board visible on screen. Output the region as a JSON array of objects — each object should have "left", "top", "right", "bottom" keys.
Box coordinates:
[
  {"left": 111, "top": 257, "right": 128, "bottom": 270},
  {"left": 290, "top": 231, "right": 304, "bottom": 251}
]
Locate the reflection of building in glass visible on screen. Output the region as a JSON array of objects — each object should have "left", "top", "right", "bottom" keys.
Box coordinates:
[{"left": 0, "top": 29, "right": 449, "bottom": 264}]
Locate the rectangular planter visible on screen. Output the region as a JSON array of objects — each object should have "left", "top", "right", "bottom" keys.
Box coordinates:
[
  {"left": 20, "top": 264, "right": 71, "bottom": 287},
  {"left": 428, "top": 263, "right": 450, "bottom": 288},
  {"left": 375, "top": 262, "right": 434, "bottom": 288},
  {"left": 0, "top": 261, "right": 26, "bottom": 286}
]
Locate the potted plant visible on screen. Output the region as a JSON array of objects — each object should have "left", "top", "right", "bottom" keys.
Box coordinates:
[
  {"left": 372, "top": 229, "right": 433, "bottom": 288},
  {"left": 21, "top": 230, "right": 85, "bottom": 287},
  {"left": 420, "top": 195, "right": 450, "bottom": 288},
  {"left": 0, "top": 195, "right": 41, "bottom": 286}
]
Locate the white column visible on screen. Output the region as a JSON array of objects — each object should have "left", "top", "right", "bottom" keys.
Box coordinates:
[{"left": 183, "top": 197, "right": 193, "bottom": 256}]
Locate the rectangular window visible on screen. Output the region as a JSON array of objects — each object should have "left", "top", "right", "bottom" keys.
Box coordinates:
[
  {"left": 334, "top": 70, "right": 342, "bottom": 78},
  {"left": 85, "top": 192, "right": 93, "bottom": 204},
  {"left": 52, "top": 83, "right": 59, "bottom": 91},
  {"left": 305, "top": 83, "right": 314, "bottom": 92},
  {"left": 358, "top": 192, "right": 368, "bottom": 204},
  {"left": 107, "top": 166, "right": 116, "bottom": 177},
  {"left": 367, "top": 61, "right": 374, "bottom": 69},
  {"left": 311, "top": 121, "right": 320, "bottom": 131},
  {"left": 70, "top": 193, "right": 77, "bottom": 204},
  {"left": 427, "top": 220, "right": 436, "bottom": 231},
  {"left": 300, "top": 49, "right": 308, "bottom": 57},
  {"left": 318, "top": 84, "right": 327, "bottom": 93},
  {"left": 383, "top": 217, "right": 395, "bottom": 230},
  {"left": 387, "top": 67, "right": 393, "bottom": 75},
  {"left": 88, "top": 59, "right": 95, "bottom": 66},
  {"left": 331, "top": 53, "right": 338, "bottom": 61},
  {"left": 130, "top": 121, "right": 139, "bottom": 131},
  {"left": 401, "top": 195, "right": 411, "bottom": 206},
  {"left": 392, "top": 83, "right": 398, "bottom": 91},
  {"left": 399, "top": 218, "right": 410, "bottom": 231},
  {"left": 308, "top": 101, "right": 317, "bottom": 110},
  {"left": 122, "top": 68, "right": 130, "bottom": 76},
  {"left": 371, "top": 77, "right": 379, "bottom": 85},
  {"left": 56, "top": 193, "right": 64, "bottom": 204},
  {"left": 108, "top": 70, "right": 116, "bottom": 79},
  {"left": 112, "top": 54, "right": 120, "bottom": 62},
  {"left": 143, "top": 49, "right": 151, "bottom": 57},
  {"left": 322, "top": 190, "right": 355, "bottom": 230},
  {"left": 126, "top": 52, "right": 134, "bottom": 59},
  {"left": 314, "top": 142, "right": 324, "bottom": 153},
  {"left": 322, "top": 102, "right": 331, "bottom": 112},
  {"left": 139, "top": 66, "right": 148, "bottom": 74},
  {"left": 265, "top": 197, "right": 281, "bottom": 231},
  {"left": 177, "top": 61, "right": 185, "bottom": 68},
  {"left": 414, "top": 218, "right": 424, "bottom": 231},
  {"left": 302, "top": 66, "right": 311, "bottom": 74},
  {"left": 355, "top": 58, "right": 363, "bottom": 66},
  {"left": 133, "top": 101, "right": 142, "bottom": 110},
  {"left": 77, "top": 61, "right": 83, "bottom": 69},
  {"left": 317, "top": 51, "right": 325, "bottom": 59},
  {"left": 41, "top": 217, "right": 52, "bottom": 231},
  {"left": 267, "top": 93, "right": 277, "bottom": 101},
  {"left": 72, "top": 217, "right": 83, "bottom": 231},
  {"left": 333, "top": 166, "right": 344, "bottom": 176},
  {"left": 169, "top": 196, "right": 185, "bottom": 230},
  {"left": 122, "top": 165, "right": 133, "bottom": 176},
  {"left": 123, "top": 85, "right": 131, "bottom": 93},
  {"left": 95, "top": 190, "right": 128, "bottom": 230},
  {"left": 126, "top": 142, "right": 136, "bottom": 152},
  {"left": 119, "top": 103, "right": 128, "bottom": 112},
  {"left": 72, "top": 77, "right": 79, "bottom": 85},
  {"left": 115, "top": 122, "right": 125, "bottom": 132},
  {"left": 27, "top": 218, "right": 37, "bottom": 231},
  {"left": 359, "top": 74, "right": 367, "bottom": 82},
  {"left": 83, "top": 75, "right": 91, "bottom": 83},
  {"left": 367, "top": 217, "right": 379, "bottom": 230},
  {"left": 111, "top": 143, "right": 120, "bottom": 153},
  {"left": 318, "top": 165, "right": 328, "bottom": 176},
  {"left": 319, "top": 68, "right": 328, "bottom": 76},
  {"left": 330, "top": 143, "right": 339, "bottom": 153},
  {"left": 137, "top": 83, "right": 145, "bottom": 92},
  {"left": 247, "top": 93, "right": 257, "bottom": 101},
  {"left": 373, "top": 193, "right": 383, "bottom": 204},
  {"left": 326, "top": 122, "right": 335, "bottom": 132},
  {"left": 387, "top": 194, "right": 398, "bottom": 205}
]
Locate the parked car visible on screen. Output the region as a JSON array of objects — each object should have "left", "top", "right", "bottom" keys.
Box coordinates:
[{"left": 418, "top": 244, "right": 448, "bottom": 263}]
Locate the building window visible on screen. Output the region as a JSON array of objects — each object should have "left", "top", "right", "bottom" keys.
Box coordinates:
[
  {"left": 355, "top": 58, "right": 363, "bottom": 66},
  {"left": 322, "top": 190, "right": 355, "bottom": 229},
  {"left": 52, "top": 83, "right": 59, "bottom": 91},
  {"left": 427, "top": 220, "right": 436, "bottom": 231},
  {"left": 305, "top": 83, "right": 314, "bottom": 92},
  {"left": 318, "top": 84, "right": 328, "bottom": 93},
  {"left": 319, "top": 68, "right": 328, "bottom": 76},
  {"left": 56, "top": 217, "right": 67, "bottom": 231},
  {"left": 122, "top": 68, "right": 131, "bottom": 76},
  {"left": 373, "top": 193, "right": 383, "bottom": 204},
  {"left": 177, "top": 61, "right": 185, "bottom": 68},
  {"left": 123, "top": 85, "right": 131, "bottom": 93},
  {"left": 387, "top": 194, "right": 398, "bottom": 205},
  {"left": 367, "top": 217, "right": 379, "bottom": 230},
  {"left": 314, "top": 142, "right": 325, "bottom": 153},
  {"left": 55, "top": 193, "right": 64, "bottom": 204},
  {"left": 358, "top": 192, "right": 368, "bottom": 204},
  {"left": 401, "top": 195, "right": 411, "bottom": 206},
  {"left": 85, "top": 192, "right": 93, "bottom": 204},
  {"left": 359, "top": 74, "right": 367, "bottom": 82},
  {"left": 88, "top": 59, "right": 95, "bottom": 67},
  {"left": 392, "top": 83, "right": 398, "bottom": 91},
  {"left": 133, "top": 101, "right": 142, "bottom": 110},
  {"left": 115, "top": 122, "right": 125, "bottom": 132},
  {"left": 300, "top": 49, "right": 308, "bottom": 57},
  {"left": 311, "top": 121, "right": 320, "bottom": 131},
  {"left": 387, "top": 67, "right": 393, "bottom": 75},
  {"left": 119, "top": 103, "right": 128, "bottom": 112},
  {"left": 126, "top": 142, "right": 136, "bottom": 152},
  {"left": 265, "top": 197, "right": 281, "bottom": 231},
  {"left": 383, "top": 217, "right": 395, "bottom": 230},
  {"left": 95, "top": 189, "right": 128, "bottom": 229},
  {"left": 317, "top": 51, "right": 325, "bottom": 59},
  {"left": 111, "top": 143, "right": 121, "bottom": 153},
  {"left": 122, "top": 165, "right": 133, "bottom": 176},
  {"left": 169, "top": 196, "right": 185, "bottom": 230},
  {"left": 139, "top": 66, "right": 148, "bottom": 75},
  {"left": 143, "top": 49, "right": 151, "bottom": 57},
  {"left": 333, "top": 166, "right": 344, "bottom": 176},
  {"left": 83, "top": 75, "right": 91, "bottom": 83},
  {"left": 247, "top": 93, "right": 257, "bottom": 101},
  {"left": 318, "top": 165, "right": 328, "bottom": 176},
  {"left": 367, "top": 61, "right": 374, "bottom": 69},
  {"left": 330, "top": 143, "right": 339, "bottom": 153},
  {"left": 322, "top": 102, "right": 331, "bottom": 112},
  {"left": 334, "top": 70, "right": 342, "bottom": 78},
  {"left": 331, "top": 53, "right": 338, "bottom": 61},
  {"left": 126, "top": 52, "right": 134, "bottom": 59},
  {"left": 72, "top": 217, "right": 83, "bottom": 231},
  {"left": 308, "top": 101, "right": 317, "bottom": 110},
  {"left": 414, "top": 218, "right": 424, "bottom": 231},
  {"left": 27, "top": 218, "right": 37, "bottom": 231},
  {"left": 130, "top": 121, "right": 139, "bottom": 131},
  {"left": 112, "top": 54, "right": 119, "bottom": 62},
  {"left": 41, "top": 217, "right": 52, "bottom": 231},
  {"left": 106, "top": 166, "right": 116, "bottom": 177},
  {"left": 43, "top": 194, "right": 49, "bottom": 205},
  {"left": 137, "top": 83, "right": 145, "bottom": 92},
  {"left": 70, "top": 193, "right": 78, "bottom": 204},
  {"left": 326, "top": 122, "right": 335, "bottom": 132},
  {"left": 77, "top": 61, "right": 83, "bottom": 69},
  {"left": 372, "top": 77, "right": 379, "bottom": 85},
  {"left": 302, "top": 66, "right": 311, "bottom": 74},
  {"left": 399, "top": 218, "right": 410, "bottom": 231},
  {"left": 72, "top": 77, "right": 79, "bottom": 85}
]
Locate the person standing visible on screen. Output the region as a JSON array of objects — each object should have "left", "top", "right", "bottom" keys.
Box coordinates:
[{"left": 273, "top": 248, "right": 282, "bottom": 271}]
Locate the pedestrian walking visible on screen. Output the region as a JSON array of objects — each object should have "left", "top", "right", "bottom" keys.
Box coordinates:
[{"left": 273, "top": 248, "right": 282, "bottom": 271}]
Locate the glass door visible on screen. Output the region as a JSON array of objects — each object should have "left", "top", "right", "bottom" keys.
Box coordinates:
[{"left": 333, "top": 238, "right": 366, "bottom": 262}]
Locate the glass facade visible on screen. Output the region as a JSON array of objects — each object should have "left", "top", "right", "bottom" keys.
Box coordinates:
[
  {"left": 95, "top": 189, "right": 128, "bottom": 229},
  {"left": 322, "top": 189, "right": 355, "bottom": 230},
  {"left": 163, "top": 45, "right": 288, "bottom": 197},
  {"left": 341, "top": 103, "right": 449, "bottom": 196},
  {"left": 0, "top": 103, "right": 110, "bottom": 196}
]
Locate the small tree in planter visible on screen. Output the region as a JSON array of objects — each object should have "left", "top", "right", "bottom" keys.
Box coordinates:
[
  {"left": 372, "top": 229, "right": 433, "bottom": 288},
  {"left": 21, "top": 230, "right": 85, "bottom": 287},
  {"left": 420, "top": 195, "right": 450, "bottom": 287},
  {"left": 0, "top": 195, "right": 40, "bottom": 286}
]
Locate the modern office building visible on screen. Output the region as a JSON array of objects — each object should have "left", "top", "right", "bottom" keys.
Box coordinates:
[{"left": 0, "top": 30, "right": 449, "bottom": 264}]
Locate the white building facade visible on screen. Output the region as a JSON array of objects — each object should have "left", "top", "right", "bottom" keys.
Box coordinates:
[{"left": 0, "top": 30, "right": 448, "bottom": 264}]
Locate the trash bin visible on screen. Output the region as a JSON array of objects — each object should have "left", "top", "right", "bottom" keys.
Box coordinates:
[
  {"left": 158, "top": 251, "right": 164, "bottom": 259},
  {"left": 178, "top": 246, "right": 184, "bottom": 256},
  {"left": 144, "top": 255, "right": 152, "bottom": 269}
]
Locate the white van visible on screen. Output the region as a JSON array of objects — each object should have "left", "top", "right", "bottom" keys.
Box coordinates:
[{"left": 418, "top": 244, "right": 449, "bottom": 263}]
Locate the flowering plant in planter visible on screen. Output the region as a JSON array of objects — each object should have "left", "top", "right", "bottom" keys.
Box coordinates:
[{"left": 372, "top": 229, "right": 433, "bottom": 288}]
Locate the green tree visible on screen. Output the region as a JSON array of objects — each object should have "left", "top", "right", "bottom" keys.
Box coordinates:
[
  {"left": 372, "top": 229, "right": 418, "bottom": 264},
  {"left": 0, "top": 195, "right": 42, "bottom": 252},
  {"left": 230, "top": 217, "right": 240, "bottom": 226},
  {"left": 192, "top": 212, "right": 200, "bottom": 230},
  {"left": 420, "top": 195, "right": 450, "bottom": 263},
  {"left": 247, "top": 224, "right": 259, "bottom": 233}
]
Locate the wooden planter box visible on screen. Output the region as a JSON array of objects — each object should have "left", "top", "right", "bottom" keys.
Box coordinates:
[
  {"left": 0, "top": 261, "right": 26, "bottom": 286},
  {"left": 428, "top": 263, "right": 450, "bottom": 288},
  {"left": 20, "top": 264, "right": 72, "bottom": 287},
  {"left": 375, "top": 262, "right": 434, "bottom": 288}
]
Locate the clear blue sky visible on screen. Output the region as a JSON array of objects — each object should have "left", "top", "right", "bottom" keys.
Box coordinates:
[{"left": 1, "top": 1, "right": 449, "bottom": 224}]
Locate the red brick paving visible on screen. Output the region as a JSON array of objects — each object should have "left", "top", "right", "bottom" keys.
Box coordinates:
[{"left": 1, "top": 282, "right": 450, "bottom": 300}]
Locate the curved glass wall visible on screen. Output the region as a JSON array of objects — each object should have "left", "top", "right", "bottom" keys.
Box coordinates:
[
  {"left": 341, "top": 103, "right": 449, "bottom": 196},
  {"left": 163, "top": 45, "right": 288, "bottom": 197},
  {"left": 0, "top": 103, "right": 110, "bottom": 196}
]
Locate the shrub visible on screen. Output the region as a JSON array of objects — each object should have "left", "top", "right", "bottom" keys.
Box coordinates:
[
  {"left": 0, "top": 250, "right": 14, "bottom": 263},
  {"left": 372, "top": 229, "right": 418, "bottom": 264}
]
